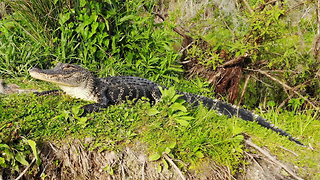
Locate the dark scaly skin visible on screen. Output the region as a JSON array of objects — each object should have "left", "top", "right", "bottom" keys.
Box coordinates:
[{"left": 29, "top": 62, "right": 304, "bottom": 146}]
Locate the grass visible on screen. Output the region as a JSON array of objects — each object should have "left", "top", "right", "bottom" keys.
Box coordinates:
[
  {"left": 1, "top": 77, "right": 319, "bottom": 178},
  {"left": 1, "top": 0, "right": 320, "bottom": 178}
]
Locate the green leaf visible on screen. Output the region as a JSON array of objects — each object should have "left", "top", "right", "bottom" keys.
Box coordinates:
[
  {"left": 119, "top": 15, "right": 135, "bottom": 23},
  {"left": 195, "top": 151, "right": 204, "bottom": 158},
  {"left": 157, "top": 163, "right": 162, "bottom": 173},
  {"left": 171, "top": 94, "right": 183, "bottom": 103},
  {"left": 59, "top": 13, "right": 70, "bottom": 26},
  {"left": 79, "top": 0, "right": 86, "bottom": 7},
  {"left": 267, "top": 101, "right": 276, "bottom": 107},
  {"left": 162, "top": 158, "right": 169, "bottom": 169},
  {"left": 104, "top": 164, "right": 114, "bottom": 175},
  {"left": 27, "top": 140, "right": 41, "bottom": 166},
  {"left": 170, "top": 103, "right": 187, "bottom": 112},
  {"left": 149, "top": 153, "right": 161, "bottom": 161},
  {"left": 193, "top": 147, "right": 199, "bottom": 152},
  {"left": 167, "top": 141, "right": 176, "bottom": 149},
  {"left": 72, "top": 105, "right": 82, "bottom": 115},
  {"left": 148, "top": 107, "right": 159, "bottom": 116},
  {"left": 78, "top": 117, "right": 88, "bottom": 125},
  {"left": 0, "top": 157, "right": 5, "bottom": 165},
  {"left": 176, "top": 119, "right": 189, "bottom": 127},
  {"left": 60, "top": 110, "right": 69, "bottom": 121},
  {"left": 15, "top": 152, "right": 29, "bottom": 166},
  {"left": 232, "top": 126, "right": 243, "bottom": 135},
  {"left": 164, "top": 147, "right": 171, "bottom": 154},
  {"left": 174, "top": 114, "right": 194, "bottom": 120},
  {"left": 0, "top": 144, "right": 10, "bottom": 149}
]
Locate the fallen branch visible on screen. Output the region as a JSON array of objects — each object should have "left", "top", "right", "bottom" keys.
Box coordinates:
[
  {"left": 15, "top": 157, "right": 36, "bottom": 180},
  {"left": 163, "top": 153, "right": 186, "bottom": 180},
  {"left": 279, "top": 146, "right": 299, "bottom": 157},
  {"left": 244, "top": 139, "right": 303, "bottom": 180},
  {"left": 238, "top": 74, "right": 251, "bottom": 106},
  {"left": 141, "top": 161, "right": 146, "bottom": 180},
  {"left": 251, "top": 69, "right": 317, "bottom": 110},
  {"left": 278, "top": 79, "right": 312, "bottom": 110},
  {"left": 242, "top": 0, "right": 254, "bottom": 14}
]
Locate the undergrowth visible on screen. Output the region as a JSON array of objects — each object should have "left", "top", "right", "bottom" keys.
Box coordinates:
[
  {"left": 1, "top": 78, "right": 319, "bottom": 178},
  {"left": 0, "top": 0, "right": 320, "bottom": 178}
]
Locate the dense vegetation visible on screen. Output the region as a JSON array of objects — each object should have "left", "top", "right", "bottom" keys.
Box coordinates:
[{"left": 1, "top": 0, "right": 320, "bottom": 179}]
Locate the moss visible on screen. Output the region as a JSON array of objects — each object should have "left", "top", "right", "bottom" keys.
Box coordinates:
[{"left": 1, "top": 77, "right": 319, "bottom": 179}]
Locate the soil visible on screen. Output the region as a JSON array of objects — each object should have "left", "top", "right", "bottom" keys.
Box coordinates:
[{"left": 1, "top": 139, "right": 303, "bottom": 180}]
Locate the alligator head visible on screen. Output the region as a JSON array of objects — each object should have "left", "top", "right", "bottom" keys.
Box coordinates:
[{"left": 29, "top": 62, "right": 98, "bottom": 102}]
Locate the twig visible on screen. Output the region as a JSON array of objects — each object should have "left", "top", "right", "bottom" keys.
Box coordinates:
[
  {"left": 242, "top": 0, "right": 254, "bottom": 14},
  {"left": 279, "top": 146, "right": 299, "bottom": 157},
  {"left": 15, "top": 157, "right": 36, "bottom": 180},
  {"left": 238, "top": 75, "right": 251, "bottom": 106},
  {"left": 219, "top": 11, "right": 237, "bottom": 41},
  {"left": 244, "top": 151, "right": 264, "bottom": 172},
  {"left": 253, "top": 69, "right": 317, "bottom": 109},
  {"left": 141, "top": 161, "right": 145, "bottom": 180},
  {"left": 250, "top": 74, "right": 273, "bottom": 88},
  {"left": 278, "top": 93, "right": 295, "bottom": 110},
  {"left": 308, "top": 143, "right": 314, "bottom": 150},
  {"left": 284, "top": 3, "right": 304, "bottom": 16},
  {"left": 162, "top": 153, "right": 186, "bottom": 180},
  {"left": 178, "top": 41, "right": 194, "bottom": 56},
  {"left": 316, "top": 0, "right": 320, "bottom": 34},
  {"left": 150, "top": 10, "right": 187, "bottom": 38},
  {"left": 254, "top": 0, "right": 282, "bottom": 11},
  {"left": 244, "top": 139, "right": 303, "bottom": 180},
  {"left": 278, "top": 80, "right": 312, "bottom": 110},
  {"left": 49, "top": 142, "right": 58, "bottom": 152}
]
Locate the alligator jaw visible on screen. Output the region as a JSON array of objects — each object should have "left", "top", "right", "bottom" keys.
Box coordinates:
[{"left": 29, "top": 67, "right": 75, "bottom": 87}]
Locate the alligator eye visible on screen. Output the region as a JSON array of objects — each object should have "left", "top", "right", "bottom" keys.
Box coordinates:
[{"left": 63, "top": 64, "right": 72, "bottom": 69}]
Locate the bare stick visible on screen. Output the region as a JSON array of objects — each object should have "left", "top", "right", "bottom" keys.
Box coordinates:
[
  {"left": 317, "top": 0, "right": 320, "bottom": 34},
  {"left": 254, "top": 69, "right": 317, "bottom": 109},
  {"left": 242, "top": 0, "right": 254, "bottom": 14},
  {"left": 278, "top": 93, "right": 295, "bottom": 110},
  {"left": 238, "top": 75, "right": 251, "bottom": 106},
  {"left": 278, "top": 79, "right": 312, "bottom": 110},
  {"left": 244, "top": 139, "right": 303, "bottom": 180},
  {"left": 163, "top": 153, "right": 186, "bottom": 180},
  {"left": 279, "top": 146, "right": 299, "bottom": 157},
  {"left": 15, "top": 158, "right": 36, "bottom": 180},
  {"left": 254, "top": 0, "right": 282, "bottom": 11}
]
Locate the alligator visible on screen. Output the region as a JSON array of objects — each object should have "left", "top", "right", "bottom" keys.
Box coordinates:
[{"left": 29, "top": 62, "right": 304, "bottom": 146}]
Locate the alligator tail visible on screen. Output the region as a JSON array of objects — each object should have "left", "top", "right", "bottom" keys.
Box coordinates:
[{"left": 178, "top": 91, "right": 304, "bottom": 146}]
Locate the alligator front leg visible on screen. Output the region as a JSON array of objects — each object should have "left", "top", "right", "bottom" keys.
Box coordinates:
[{"left": 81, "top": 103, "right": 109, "bottom": 116}]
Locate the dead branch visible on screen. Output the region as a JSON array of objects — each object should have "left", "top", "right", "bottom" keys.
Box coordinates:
[
  {"left": 218, "top": 55, "right": 246, "bottom": 68},
  {"left": 317, "top": 0, "right": 320, "bottom": 34},
  {"left": 254, "top": 0, "right": 282, "bottom": 11},
  {"left": 284, "top": 3, "right": 304, "bottom": 16},
  {"left": 163, "top": 153, "right": 186, "bottom": 180},
  {"left": 149, "top": 9, "right": 189, "bottom": 38},
  {"left": 15, "top": 157, "right": 37, "bottom": 180},
  {"left": 278, "top": 79, "right": 312, "bottom": 110},
  {"left": 241, "top": 0, "right": 254, "bottom": 14},
  {"left": 219, "top": 11, "right": 237, "bottom": 41},
  {"left": 238, "top": 75, "right": 251, "bottom": 106},
  {"left": 278, "top": 93, "right": 295, "bottom": 110},
  {"left": 279, "top": 146, "right": 299, "bottom": 157},
  {"left": 244, "top": 139, "right": 303, "bottom": 180},
  {"left": 251, "top": 69, "right": 318, "bottom": 109}
]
